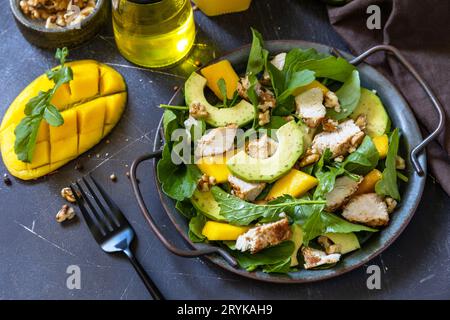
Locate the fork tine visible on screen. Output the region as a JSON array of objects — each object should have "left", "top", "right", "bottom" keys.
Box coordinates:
[
  {"left": 75, "top": 181, "right": 110, "bottom": 235},
  {"left": 82, "top": 176, "right": 118, "bottom": 229},
  {"left": 89, "top": 174, "right": 127, "bottom": 226},
  {"left": 70, "top": 184, "right": 104, "bottom": 242}
]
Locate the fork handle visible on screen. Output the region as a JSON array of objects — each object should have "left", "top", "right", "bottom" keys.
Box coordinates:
[{"left": 123, "top": 248, "right": 165, "bottom": 300}]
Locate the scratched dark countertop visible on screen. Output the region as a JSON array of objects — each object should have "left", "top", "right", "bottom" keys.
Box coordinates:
[{"left": 0, "top": 0, "right": 449, "bottom": 300}]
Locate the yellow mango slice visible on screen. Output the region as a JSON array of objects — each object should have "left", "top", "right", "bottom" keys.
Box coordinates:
[
  {"left": 200, "top": 60, "right": 239, "bottom": 100},
  {"left": 0, "top": 60, "right": 127, "bottom": 180},
  {"left": 355, "top": 169, "right": 382, "bottom": 195},
  {"left": 193, "top": 0, "right": 252, "bottom": 16},
  {"left": 266, "top": 169, "right": 318, "bottom": 200},
  {"left": 293, "top": 80, "right": 329, "bottom": 96},
  {"left": 202, "top": 221, "right": 249, "bottom": 241},
  {"left": 196, "top": 154, "right": 232, "bottom": 183},
  {"left": 372, "top": 134, "right": 388, "bottom": 158}
]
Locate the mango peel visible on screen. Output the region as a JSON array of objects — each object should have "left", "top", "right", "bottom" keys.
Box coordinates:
[{"left": 0, "top": 60, "right": 127, "bottom": 180}]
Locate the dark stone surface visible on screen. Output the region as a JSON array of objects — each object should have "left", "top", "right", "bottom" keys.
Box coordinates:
[{"left": 0, "top": 0, "right": 448, "bottom": 300}]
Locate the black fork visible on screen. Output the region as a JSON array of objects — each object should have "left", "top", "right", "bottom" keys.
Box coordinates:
[{"left": 70, "top": 175, "right": 164, "bottom": 300}]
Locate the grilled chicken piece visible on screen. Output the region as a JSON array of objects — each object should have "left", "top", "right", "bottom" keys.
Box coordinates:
[
  {"left": 295, "top": 88, "right": 326, "bottom": 128},
  {"left": 235, "top": 218, "right": 292, "bottom": 254},
  {"left": 310, "top": 119, "right": 365, "bottom": 158},
  {"left": 342, "top": 193, "right": 389, "bottom": 227},
  {"left": 302, "top": 247, "right": 341, "bottom": 269},
  {"left": 247, "top": 134, "right": 278, "bottom": 159},
  {"left": 325, "top": 175, "right": 362, "bottom": 212},
  {"left": 195, "top": 125, "right": 237, "bottom": 157},
  {"left": 228, "top": 175, "right": 266, "bottom": 201}
]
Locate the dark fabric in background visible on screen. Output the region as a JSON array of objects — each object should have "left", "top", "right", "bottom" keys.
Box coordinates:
[{"left": 327, "top": 0, "right": 450, "bottom": 195}]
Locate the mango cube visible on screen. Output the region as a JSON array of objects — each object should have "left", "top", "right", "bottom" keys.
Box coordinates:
[
  {"left": 202, "top": 221, "right": 249, "bottom": 241},
  {"left": 51, "top": 83, "right": 71, "bottom": 109},
  {"left": 196, "top": 154, "right": 231, "bottom": 183},
  {"left": 372, "top": 134, "right": 388, "bottom": 158},
  {"left": 266, "top": 169, "right": 318, "bottom": 200},
  {"left": 49, "top": 108, "right": 77, "bottom": 142},
  {"left": 28, "top": 141, "right": 50, "bottom": 169},
  {"left": 355, "top": 169, "right": 382, "bottom": 195},
  {"left": 105, "top": 93, "right": 127, "bottom": 125},
  {"left": 200, "top": 60, "right": 239, "bottom": 100},
  {"left": 293, "top": 80, "right": 329, "bottom": 96},
  {"left": 51, "top": 136, "right": 78, "bottom": 163},
  {"left": 79, "top": 129, "right": 103, "bottom": 154},
  {"left": 77, "top": 98, "right": 106, "bottom": 133},
  {"left": 100, "top": 66, "right": 127, "bottom": 95},
  {"left": 69, "top": 63, "right": 99, "bottom": 102},
  {"left": 36, "top": 121, "right": 49, "bottom": 143}
]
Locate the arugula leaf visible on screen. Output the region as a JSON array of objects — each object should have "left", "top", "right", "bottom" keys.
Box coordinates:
[
  {"left": 230, "top": 241, "right": 294, "bottom": 271},
  {"left": 217, "top": 78, "right": 228, "bottom": 106},
  {"left": 340, "top": 136, "right": 380, "bottom": 175},
  {"left": 277, "top": 70, "right": 315, "bottom": 101},
  {"left": 262, "top": 258, "right": 292, "bottom": 273},
  {"left": 246, "top": 28, "right": 267, "bottom": 76},
  {"left": 211, "top": 186, "right": 325, "bottom": 226},
  {"left": 175, "top": 200, "right": 196, "bottom": 219},
  {"left": 14, "top": 48, "right": 72, "bottom": 162},
  {"left": 162, "top": 109, "right": 179, "bottom": 144},
  {"left": 294, "top": 56, "right": 356, "bottom": 82},
  {"left": 157, "top": 144, "right": 202, "bottom": 201},
  {"left": 326, "top": 70, "right": 361, "bottom": 120},
  {"left": 188, "top": 213, "right": 207, "bottom": 243},
  {"left": 159, "top": 104, "right": 189, "bottom": 111},
  {"left": 246, "top": 74, "right": 262, "bottom": 128},
  {"left": 375, "top": 128, "right": 401, "bottom": 200},
  {"left": 302, "top": 206, "right": 377, "bottom": 246}
]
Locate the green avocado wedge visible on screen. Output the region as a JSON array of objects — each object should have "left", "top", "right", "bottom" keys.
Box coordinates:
[
  {"left": 350, "top": 88, "right": 390, "bottom": 137},
  {"left": 227, "top": 121, "right": 304, "bottom": 182},
  {"left": 184, "top": 72, "right": 255, "bottom": 127},
  {"left": 190, "top": 189, "right": 224, "bottom": 221},
  {"left": 324, "top": 232, "right": 360, "bottom": 254}
]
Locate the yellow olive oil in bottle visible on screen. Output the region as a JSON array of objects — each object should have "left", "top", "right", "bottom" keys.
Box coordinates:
[{"left": 112, "top": 0, "right": 196, "bottom": 68}]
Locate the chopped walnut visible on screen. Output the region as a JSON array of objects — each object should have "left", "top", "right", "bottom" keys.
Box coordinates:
[
  {"left": 396, "top": 155, "right": 406, "bottom": 170},
  {"left": 322, "top": 118, "right": 338, "bottom": 132},
  {"left": 298, "top": 149, "right": 320, "bottom": 167},
  {"left": 198, "top": 174, "right": 216, "bottom": 192},
  {"left": 189, "top": 102, "right": 209, "bottom": 119},
  {"left": 385, "top": 197, "right": 397, "bottom": 214},
  {"left": 237, "top": 76, "right": 252, "bottom": 99},
  {"left": 334, "top": 155, "right": 344, "bottom": 162},
  {"left": 283, "top": 115, "right": 294, "bottom": 122},
  {"left": 258, "top": 110, "right": 270, "bottom": 126},
  {"left": 354, "top": 114, "right": 367, "bottom": 130},
  {"left": 56, "top": 204, "right": 76, "bottom": 223},
  {"left": 20, "top": 0, "right": 97, "bottom": 29},
  {"left": 318, "top": 236, "right": 342, "bottom": 254},
  {"left": 324, "top": 91, "right": 340, "bottom": 112},
  {"left": 61, "top": 187, "right": 76, "bottom": 203}
]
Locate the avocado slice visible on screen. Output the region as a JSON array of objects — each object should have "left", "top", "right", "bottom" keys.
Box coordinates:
[
  {"left": 227, "top": 121, "right": 304, "bottom": 182},
  {"left": 190, "top": 189, "right": 224, "bottom": 221},
  {"left": 324, "top": 232, "right": 360, "bottom": 254},
  {"left": 184, "top": 72, "right": 255, "bottom": 127},
  {"left": 350, "top": 88, "right": 390, "bottom": 137},
  {"left": 290, "top": 224, "right": 303, "bottom": 267}
]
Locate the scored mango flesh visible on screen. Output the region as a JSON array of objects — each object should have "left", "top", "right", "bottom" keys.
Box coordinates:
[{"left": 0, "top": 60, "right": 127, "bottom": 180}]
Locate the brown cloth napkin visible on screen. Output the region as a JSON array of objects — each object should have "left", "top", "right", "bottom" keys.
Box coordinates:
[{"left": 327, "top": 0, "right": 450, "bottom": 195}]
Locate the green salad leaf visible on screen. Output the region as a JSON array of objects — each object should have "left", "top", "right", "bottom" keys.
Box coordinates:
[
  {"left": 262, "top": 258, "right": 292, "bottom": 273},
  {"left": 211, "top": 186, "right": 325, "bottom": 226},
  {"left": 302, "top": 205, "right": 377, "bottom": 246},
  {"left": 340, "top": 136, "right": 380, "bottom": 175},
  {"left": 375, "top": 128, "right": 401, "bottom": 200},
  {"left": 327, "top": 70, "right": 361, "bottom": 120},
  {"left": 231, "top": 241, "right": 294, "bottom": 271},
  {"left": 188, "top": 214, "right": 206, "bottom": 242},
  {"left": 277, "top": 70, "right": 315, "bottom": 101},
  {"left": 157, "top": 144, "right": 202, "bottom": 201},
  {"left": 246, "top": 28, "right": 267, "bottom": 76},
  {"left": 14, "top": 48, "right": 72, "bottom": 162},
  {"left": 175, "top": 200, "right": 196, "bottom": 219}
]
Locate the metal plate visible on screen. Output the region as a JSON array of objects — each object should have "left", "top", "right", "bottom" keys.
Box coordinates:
[{"left": 151, "top": 40, "right": 427, "bottom": 283}]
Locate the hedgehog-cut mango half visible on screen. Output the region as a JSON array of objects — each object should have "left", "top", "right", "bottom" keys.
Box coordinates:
[{"left": 0, "top": 60, "right": 127, "bottom": 180}]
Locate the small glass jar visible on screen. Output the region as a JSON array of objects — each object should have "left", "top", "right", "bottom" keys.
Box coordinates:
[{"left": 112, "top": 0, "right": 196, "bottom": 68}]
